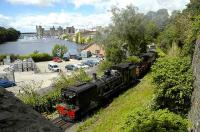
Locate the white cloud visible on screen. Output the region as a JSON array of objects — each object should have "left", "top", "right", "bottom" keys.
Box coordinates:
[
  {"left": 2, "top": 0, "right": 190, "bottom": 32},
  {"left": 4, "top": 12, "right": 111, "bottom": 32},
  {"left": 0, "top": 14, "right": 11, "bottom": 27},
  {"left": 68, "top": 0, "right": 190, "bottom": 13},
  {"left": 6, "top": 0, "right": 61, "bottom": 6}
]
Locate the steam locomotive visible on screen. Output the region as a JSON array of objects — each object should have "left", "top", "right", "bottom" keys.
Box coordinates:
[{"left": 56, "top": 51, "right": 157, "bottom": 122}]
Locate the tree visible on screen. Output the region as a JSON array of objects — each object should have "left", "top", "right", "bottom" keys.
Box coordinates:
[
  {"left": 75, "top": 32, "right": 81, "bottom": 44},
  {"left": 0, "top": 27, "right": 20, "bottom": 44},
  {"left": 94, "top": 5, "right": 166, "bottom": 64},
  {"left": 152, "top": 57, "right": 193, "bottom": 115},
  {"left": 52, "top": 44, "right": 68, "bottom": 58},
  {"left": 110, "top": 5, "right": 147, "bottom": 54}
]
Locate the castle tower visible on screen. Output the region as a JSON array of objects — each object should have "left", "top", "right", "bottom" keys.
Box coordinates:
[
  {"left": 36, "top": 25, "right": 44, "bottom": 38},
  {"left": 50, "top": 26, "right": 56, "bottom": 36}
]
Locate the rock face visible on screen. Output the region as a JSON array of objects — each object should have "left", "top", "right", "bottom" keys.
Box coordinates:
[
  {"left": 189, "top": 39, "right": 200, "bottom": 131},
  {"left": 0, "top": 88, "right": 63, "bottom": 132}
]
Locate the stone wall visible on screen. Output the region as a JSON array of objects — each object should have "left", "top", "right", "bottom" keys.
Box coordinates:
[
  {"left": 0, "top": 88, "right": 63, "bottom": 132},
  {"left": 189, "top": 39, "right": 200, "bottom": 131}
]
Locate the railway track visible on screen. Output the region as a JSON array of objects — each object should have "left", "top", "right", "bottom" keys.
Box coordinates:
[{"left": 52, "top": 117, "right": 74, "bottom": 130}]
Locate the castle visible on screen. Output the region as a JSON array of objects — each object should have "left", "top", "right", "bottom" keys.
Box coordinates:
[{"left": 36, "top": 25, "right": 75, "bottom": 38}]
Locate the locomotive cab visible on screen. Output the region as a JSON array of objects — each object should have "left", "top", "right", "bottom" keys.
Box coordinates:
[
  {"left": 112, "top": 63, "right": 137, "bottom": 86},
  {"left": 56, "top": 83, "right": 98, "bottom": 121}
]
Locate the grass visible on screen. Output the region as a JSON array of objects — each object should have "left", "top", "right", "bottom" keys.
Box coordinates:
[{"left": 77, "top": 73, "right": 155, "bottom": 132}]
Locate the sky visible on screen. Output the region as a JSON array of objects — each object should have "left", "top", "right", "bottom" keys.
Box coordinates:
[{"left": 0, "top": 0, "right": 190, "bottom": 32}]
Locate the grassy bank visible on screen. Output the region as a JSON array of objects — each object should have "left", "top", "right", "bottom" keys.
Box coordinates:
[{"left": 78, "top": 73, "right": 154, "bottom": 132}]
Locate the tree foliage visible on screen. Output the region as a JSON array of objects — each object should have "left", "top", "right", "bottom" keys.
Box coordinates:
[
  {"left": 0, "top": 27, "right": 20, "bottom": 44},
  {"left": 157, "top": 0, "right": 200, "bottom": 56},
  {"left": 95, "top": 5, "right": 169, "bottom": 63},
  {"left": 151, "top": 57, "right": 193, "bottom": 115},
  {"left": 121, "top": 108, "right": 189, "bottom": 132},
  {"left": 17, "top": 69, "right": 92, "bottom": 113},
  {"left": 52, "top": 44, "right": 68, "bottom": 58}
]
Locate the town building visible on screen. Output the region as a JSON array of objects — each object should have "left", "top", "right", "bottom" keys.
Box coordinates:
[
  {"left": 36, "top": 25, "right": 75, "bottom": 38},
  {"left": 81, "top": 43, "right": 105, "bottom": 57}
]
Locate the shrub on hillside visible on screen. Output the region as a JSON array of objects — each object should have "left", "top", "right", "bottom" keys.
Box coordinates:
[
  {"left": 125, "top": 56, "right": 141, "bottom": 64},
  {"left": 29, "top": 53, "right": 52, "bottom": 62},
  {"left": 17, "top": 69, "right": 91, "bottom": 113},
  {"left": 121, "top": 109, "right": 189, "bottom": 132},
  {"left": 151, "top": 57, "right": 193, "bottom": 115},
  {"left": 0, "top": 54, "right": 6, "bottom": 61},
  {"left": 98, "top": 60, "right": 113, "bottom": 73}
]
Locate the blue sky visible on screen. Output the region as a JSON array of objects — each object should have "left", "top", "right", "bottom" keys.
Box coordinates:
[{"left": 0, "top": 0, "right": 190, "bottom": 32}]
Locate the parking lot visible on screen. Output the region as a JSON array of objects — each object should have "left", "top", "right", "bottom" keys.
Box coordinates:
[{"left": 3, "top": 57, "right": 100, "bottom": 94}]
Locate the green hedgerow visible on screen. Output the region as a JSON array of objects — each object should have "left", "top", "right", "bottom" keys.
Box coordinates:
[
  {"left": 151, "top": 56, "right": 193, "bottom": 115},
  {"left": 121, "top": 108, "right": 189, "bottom": 132}
]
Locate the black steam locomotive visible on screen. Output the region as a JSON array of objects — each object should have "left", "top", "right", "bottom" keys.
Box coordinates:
[{"left": 56, "top": 52, "right": 156, "bottom": 121}]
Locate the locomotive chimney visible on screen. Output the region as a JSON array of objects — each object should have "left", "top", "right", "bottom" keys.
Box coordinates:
[{"left": 92, "top": 73, "right": 97, "bottom": 80}]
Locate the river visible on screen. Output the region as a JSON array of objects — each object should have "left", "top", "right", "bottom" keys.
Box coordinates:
[{"left": 0, "top": 38, "right": 82, "bottom": 55}]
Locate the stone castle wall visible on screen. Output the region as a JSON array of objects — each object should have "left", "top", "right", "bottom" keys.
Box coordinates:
[
  {"left": 36, "top": 25, "right": 75, "bottom": 38},
  {"left": 189, "top": 39, "right": 200, "bottom": 131}
]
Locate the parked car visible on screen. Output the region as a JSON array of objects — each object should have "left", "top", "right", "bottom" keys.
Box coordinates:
[
  {"left": 82, "top": 60, "right": 99, "bottom": 67},
  {"left": 53, "top": 57, "right": 62, "bottom": 63},
  {"left": 65, "top": 64, "right": 78, "bottom": 71},
  {"left": 48, "top": 63, "right": 60, "bottom": 72},
  {"left": 63, "top": 56, "right": 70, "bottom": 61},
  {"left": 76, "top": 63, "right": 90, "bottom": 69},
  {"left": 75, "top": 55, "right": 82, "bottom": 60},
  {"left": 0, "top": 79, "right": 16, "bottom": 88}
]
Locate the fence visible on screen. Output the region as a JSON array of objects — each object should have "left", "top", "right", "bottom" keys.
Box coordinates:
[{"left": 10, "top": 58, "right": 40, "bottom": 73}]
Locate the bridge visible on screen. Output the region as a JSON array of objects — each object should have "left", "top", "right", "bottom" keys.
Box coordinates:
[{"left": 20, "top": 32, "right": 37, "bottom": 39}]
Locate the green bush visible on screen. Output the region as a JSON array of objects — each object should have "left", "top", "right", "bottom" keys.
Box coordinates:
[
  {"left": 121, "top": 109, "right": 189, "bottom": 132},
  {"left": 17, "top": 69, "right": 92, "bottom": 113},
  {"left": 98, "top": 60, "right": 113, "bottom": 74},
  {"left": 125, "top": 56, "right": 141, "bottom": 64},
  {"left": 151, "top": 57, "right": 193, "bottom": 115},
  {"left": 29, "top": 53, "right": 52, "bottom": 62},
  {"left": 52, "top": 44, "right": 68, "bottom": 58},
  {"left": 0, "top": 53, "right": 52, "bottom": 62},
  {"left": 0, "top": 54, "right": 6, "bottom": 61}
]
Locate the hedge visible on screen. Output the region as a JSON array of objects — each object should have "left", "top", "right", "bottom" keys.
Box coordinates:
[
  {"left": 121, "top": 109, "right": 189, "bottom": 132},
  {"left": 151, "top": 57, "right": 193, "bottom": 115},
  {"left": 0, "top": 53, "right": 52, "bottom": 62}
]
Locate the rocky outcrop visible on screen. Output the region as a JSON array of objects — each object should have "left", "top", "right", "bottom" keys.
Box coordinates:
[
  {"left": 0, "top": 88, "right": 63, "bottom": 132},
  {"left": 189, "top": 39, "right": 200, "bottom": 131}
]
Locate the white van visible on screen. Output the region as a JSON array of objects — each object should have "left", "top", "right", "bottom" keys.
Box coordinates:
[{"left": 48, "top": 63, "right": 60, "bottom": 72}]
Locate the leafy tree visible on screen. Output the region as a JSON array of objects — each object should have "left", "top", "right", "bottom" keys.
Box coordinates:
[
  {"left": 75, "top": 32, "right": 81, "bottom": 44},
  {"left": 94, "top": 6, "right": 168, "bottom": 64},
  {"left": 61, "top": 33, "right": 71, "bottom": 40},
  {"left": 86, "top": 36, "right": 94, "bottom": 44},
  {"left": 152, "top": 57, "right": 193, "bottom": 115},
  {"left": 0, "top": 27, "right": 20, "bottom": 44},
  {"left": 104, "top": 34, "right": 126, "bottom": 64},
  {"left": 52, "top": 44, "right": 68, "bottom": 58},
  {"left": 80, "top": 37, "right": 86, "bottom": 44},
  {"left": 110, "top": 5, "right": 147, "bottom": 54}
]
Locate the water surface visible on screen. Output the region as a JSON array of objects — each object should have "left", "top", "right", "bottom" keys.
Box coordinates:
[{"left": 0, "top": 38, "right": 81, "bottom": 55}]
